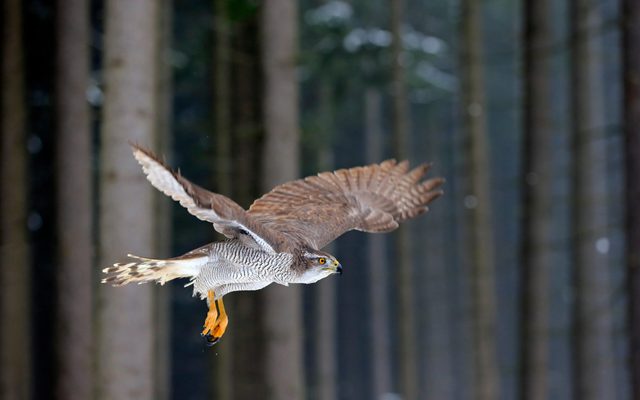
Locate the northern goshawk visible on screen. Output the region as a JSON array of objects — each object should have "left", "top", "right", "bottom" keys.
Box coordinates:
[{"left": 102, "top": 144, "right": 444, "bottom": 344}]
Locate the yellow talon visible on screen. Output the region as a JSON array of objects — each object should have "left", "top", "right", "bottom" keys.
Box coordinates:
[
  {"left": 211, "top": 298, "right": 229, "bottom": 338},
  {"left": 201, "top": 290, "right": 219, "bottom": 337},
  {"left": 200, "top": 290, "right": 229, "bottom": 344}
]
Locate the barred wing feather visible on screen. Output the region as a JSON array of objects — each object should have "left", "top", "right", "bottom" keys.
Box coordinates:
[
  {"left": 131, "top": 144, "right": 281, "bottom": 254},
  {"left": 248, "top": 160, "right": 444, "bottom": 250}
]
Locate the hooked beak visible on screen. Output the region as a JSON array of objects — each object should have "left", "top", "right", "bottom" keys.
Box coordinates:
[
  {"left": 333, "top": 260, "right": 343, "bottom": 275},
  {"left": 323, "top": 260, "right": 343, "bottom": 275}
]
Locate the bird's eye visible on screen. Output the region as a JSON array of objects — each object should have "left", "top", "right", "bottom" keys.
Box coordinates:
[{"left": 318, "top": 257, "right": 326, "bottom": 265}]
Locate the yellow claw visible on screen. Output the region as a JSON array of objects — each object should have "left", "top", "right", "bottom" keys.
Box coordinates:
[
  {"left": 211, "top": 298, "right": 229, "bottom": 338},
  {"left": 201, "top": 290, "right": 219, "bottom": 337},
  {"left": 201, "top": 290, "right": 229, "bottom": 345}
]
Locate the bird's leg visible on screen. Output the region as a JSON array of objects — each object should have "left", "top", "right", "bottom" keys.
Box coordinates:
[
  {"left": 211, "top": 298, "right": 229, "bottom": 339},
  {"left": 201, "top": 290, "right": 230, "bottom": 345},
  {"left": 201, "top": 290, "right": 219, "bottom": 338}
]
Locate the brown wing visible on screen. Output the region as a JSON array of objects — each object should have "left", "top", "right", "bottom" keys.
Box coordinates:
[
  {"left": 247, "top": 160, "right": 444, "bottom": 250},
  {"left": 131, "top": 144, "right": 283, "bottom": 254}
]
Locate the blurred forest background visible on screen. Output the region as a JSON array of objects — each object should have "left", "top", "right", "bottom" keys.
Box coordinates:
[{"left": 1, "top": 0, "right": 639, "bottom": 399}]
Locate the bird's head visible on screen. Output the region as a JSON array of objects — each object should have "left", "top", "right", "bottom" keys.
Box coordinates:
[{"left": 296, "top": 250, "right": 342, "bottom": 284}]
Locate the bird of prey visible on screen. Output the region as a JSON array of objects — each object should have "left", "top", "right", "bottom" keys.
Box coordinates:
[{"left": 102, "top": 144, "right": 444, "bottom": 345}]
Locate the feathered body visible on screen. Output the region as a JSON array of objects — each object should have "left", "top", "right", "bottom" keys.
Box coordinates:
[
  {"left": 102, "top": 144, "right": 444, "bottom": 343},
  {"left": 104, "top": 239, "right": 336, "bottom": 300}
]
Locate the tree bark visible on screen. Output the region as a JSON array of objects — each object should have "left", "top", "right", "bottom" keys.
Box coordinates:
[
  {"left": 214, "top": 0, "right": 233, "bottom": 197},
  {"left": 314, "top": 258, "right": 337, "bottom": 400},
  {"left": 230, "top": 17, "right": 266, "bottom": 399},
  {"left": 0, "top": 0, "right": 30, "bottom": 398},
  {"left": 261, "top": 0, "right": 304, "bottom": 398},
  {"left": 460, "top": 1, "right": 500, "bottom": 398},
  {"left": 421, "top": 110, "right": 454, "bottom": 399},
  {"left": 153, "top": 1, "right": 172, "bottom": 398},
  {"left": 97, "top": 1, "right": 159, "bottom": 398},
  {"left": 365, "top": 88, "right": 393, "bottom": 399},
  {"left": 519, "top": 0, "right": 553, "bottom": 399},
  {"left": 569, "top": 0, "right": 615, "bottom": 399},
  {"left": 211, "top": 2, "right": 233, "bottom": 398},
  {"left": 390, "top": 1, "right": 418, "bottom": 398},
  {"left": 624, "top": 0, "right": 640, "bottom": 397},
  {"left": 313, "top": 85, "right": 337, "bottom": 400},
  {"left": 54, "top": 1, "right": 93, "bottom": 399}
]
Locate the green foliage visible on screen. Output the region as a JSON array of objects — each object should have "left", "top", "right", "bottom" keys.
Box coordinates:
[{"left": 226, "top": 0, "right": 258, "bottom": 22}]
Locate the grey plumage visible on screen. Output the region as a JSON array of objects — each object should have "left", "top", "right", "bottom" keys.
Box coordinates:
[
  {"left": 103, "top": 239, "right": 299, "bottom": 300},
  {"left": 190, "top": 240, "right": 294, "bottom": 299}
]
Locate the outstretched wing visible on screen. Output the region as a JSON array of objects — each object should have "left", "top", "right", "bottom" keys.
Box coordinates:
[
  {"left": 247, "top": 160, "right": 444, "bottom": 250},
  {"left": 131, "top": 144, "right": 281, "bottom": 254}
]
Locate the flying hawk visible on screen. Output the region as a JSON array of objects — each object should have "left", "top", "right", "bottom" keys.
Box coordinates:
[{"left": 102, "top": 144, "right": 444, "bottom": 344}]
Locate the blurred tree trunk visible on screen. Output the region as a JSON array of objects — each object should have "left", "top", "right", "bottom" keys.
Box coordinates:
[
  {"left": 421, "top": 113, "right": 453, "bottom": 399},
  {"left": 261, "top": 0, "right": 304, "bottom": 398},
  {"left": 313, "top": 252, "right": 337, "bottom": 400},
  {"left": 569, "top": 0, "right": 616, "bottom": 398},
  {"left": 97, "top": 0, "right": 159, "bottom": 398},
  {"left": 390, "top": 1, "right": 418, "bottom": 398},
  {"left": 313, "top": 84, "right": 337, "bottom": 400},
  {"left": 312, "top": 83, "right": 338, "bottom": 400},
  {"left": 54, "top": 1, "right": 93, "bottom": 399},
  {"left": 212, "top": 1, "right": 233, "bottom": 398},
  {"left": 624, "top": 0, "right": 640, "bottom": 397},
  {"left": 569, "top": 0, "right": 615, "bottom": 399},
  {"left": 0, "top": 0, "right": 30, "bottom": 398},
  {"left": 230, "top": 16, "right": 266, "bottom": 399},
  {"left": 214, "top": 0, "right": 232, "bottom": 195},
  {"left": 154, "top": 1, "right": 172, "bottom": 398},
  {"left": 460, "top": 1, "right": 500, "bottom": 399},
  {"left": 422, "top": 225, "right": 453, "bottom": 400},
  {"left": 365, "top": 88, "right": 393, "bottom": 399},
  {"left": 519, "top": 0, "right": 552, "bottom": 399}
]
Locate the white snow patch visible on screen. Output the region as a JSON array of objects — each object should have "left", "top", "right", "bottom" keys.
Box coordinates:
[
  {"left": 464, "top": 195, "right": 478, "bottom": 209},
  {"left": 306, "top": 1, "right": 352, "bottom": 25},
  {"left": 595, "top": 237, "right": 610, "bottom": 254}
]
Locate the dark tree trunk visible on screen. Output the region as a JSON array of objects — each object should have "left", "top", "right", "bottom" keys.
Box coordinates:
[
  {"left": 153, "top": 1, "right": 173, "bottom": 398},
  {"left": 460, "top": 0, "right": 500, "bottom": 398},
  {"left": 365, "top": 88, "right": 393, "bottom": 398},
  {"left": 0, "top": 0, "right": 31, "bottom": 398},
  {"left": 313, "top": 84, "right": 337, "bottom": 400},
  {"left": 519, "top": 0, "right": 553, "bottom": 398},
  {"left": 55, "top": 1, "right": 93, "bottom": 398},
  {"left": 569, "top": 0, "right": 615, "bottom": 398},
  {"left": 211, "top": 1, "right": 233, "bottom": 398},
  {"left": 261, "top": 0, "right": 304, "bottom": 398},
  {"left": 421, "top": 109, "right": 454, "bottom": 399},
  {"left": 623, "top": 0, "right": 640, "bottom": 397},
  {"left": 229, "top": 16, "right": 266, "bottom": 399},
  {"left": 390, "top": 1, "right": 418, "bottom": 398},
  {"left": 214, "top": 0, "right": 232, "bottom": 198}
]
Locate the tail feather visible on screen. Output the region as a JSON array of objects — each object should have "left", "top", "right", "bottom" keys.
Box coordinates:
[{"left": 102, "top": 253, "right": 208, "bottom": 286}]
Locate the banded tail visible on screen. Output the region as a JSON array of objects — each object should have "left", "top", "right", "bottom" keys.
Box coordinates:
[{"left": 102, "top": 253, "right": 208, "bottom": 286}]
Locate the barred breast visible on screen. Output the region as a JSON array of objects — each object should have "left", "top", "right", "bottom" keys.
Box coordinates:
[{"left": 192, "top": 239, "right": 294, "bottom": 297}]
